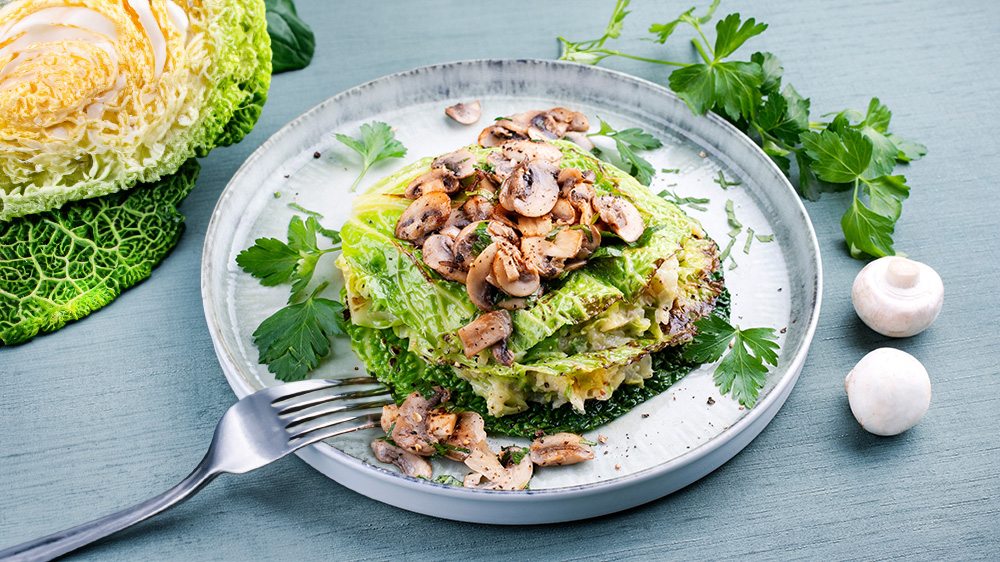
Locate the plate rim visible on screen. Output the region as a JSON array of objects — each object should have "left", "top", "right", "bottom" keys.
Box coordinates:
[{"left": 201, "top": 58, "right": 823, "bottom": 512}]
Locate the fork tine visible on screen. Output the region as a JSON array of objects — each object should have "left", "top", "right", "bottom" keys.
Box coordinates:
[
  {"left": 267, "top": 377, "right": 380, "bottom": 406},
  {"left": 288, "top": 413, "right": 382, "bottom": 448},
  {"left": 284, "top": 395, "right": 394, "bottom": 429},
  {"left": 276, "top": 387, "right": 391, "bottom": 416}
]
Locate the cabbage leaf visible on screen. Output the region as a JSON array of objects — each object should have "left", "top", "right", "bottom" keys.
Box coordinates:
[{"left": 0, "top": 159, "right": 199, "bottom": 345}]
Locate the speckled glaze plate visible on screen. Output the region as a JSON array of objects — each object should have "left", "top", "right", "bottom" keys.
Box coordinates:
[{"left": 201, "top": 59, "right": 821, "bottom": 524}]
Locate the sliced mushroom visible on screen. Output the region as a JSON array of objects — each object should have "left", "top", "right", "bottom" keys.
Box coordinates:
[
  {"left": 390, "top": 387, "right": 450, "bottom": 456},
  {"left": 461, "top": 195, "right": 493, "bottom": 222},
  {"left": 499, "top": 159, "right": 560, "bottom": 217},
  {"left": 453, "top": 221, "right": 488, "bottom": 269},
  {"left": 546, "top": 228, "right": 584, "bottom": 258},
  {"left": 457, "top": 309, "right": 512, "bottom": 358},
  {"left": 521, "top": 236, "right": 565, "bottom": 279},
  {"left": 529, "top": 433, "right": 595, "bottom": 466},
  {"left": 487, "top": 220, "right": 519, "bottom": 246},
  {"left": 550, "top": 198, "right": 576, "bottom": 226},
  {"left": 380, "top": 404, "right": 400, "bottom": 433},
  {"left": 491, "top": 339, "right": 514, "bottom": 367},
  {"left": 563, "top": 131, "right": 594, "bottom": 151},
  {"left": 577, "top": 225, "right": 601, "bottom": 258},
  {"left": 563, "top": 259, "right": 587, "bottom": 274},
  {"left": 443, "top": 411, "right": 487, "bottom": 461},
  {"left": 371, "top": 439, "right": 433, "bottom": 479},
  {"left": 486, "top": 151, "right": 518, "bottom": 183},
  {"left": 445, "top": 101, "right": 482, "bottom": 125},
  {"left": 501, "top": 139, "right": 563, "bottom": 164},
  {"left": 422, "top": 234, "right": 468, "bottom": 283},
  {"left": 557, "top": 167, "right": 583, "bottom": 187},
  {"left": 466, "top": 242, "right": 499, "bottom": 310},
  {"left": 432, "top": 149, "right": 477, "bottom": 179},
  {"left": 404, "top": 168, "right": 459, "bottom": 199},
  {"left": 427, "top": 411, "right": 459, "bottom": 441},
  {"left": 493, "top": 240, "right": 541, "bottom": 297},
  {"left": 593, "top": 195, "right": 645, "bottom": 243},
  {"left": 394, "top": 191, "right": 452, "bottom": 242},
  {"left": 478, "top": 120, "right": 528, "bottom": 148},
  {"left": 463, "top": 442, "right": 533, "bottom": 490},
  {"left": 443, "top": 206, "right": 471, "bottom": 232},
  {"left": 517, "top": 214, "right": 552, "bottom": 237}
]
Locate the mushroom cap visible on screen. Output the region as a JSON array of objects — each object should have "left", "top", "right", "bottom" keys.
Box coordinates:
[
  {"left": 501, "top": 139, "right": 563, "bottom": 163},
  {"left": 593, "top": 194, "right": 645, "bottom": 243},
  {"left": 499, "top": 159, "right": 560, "bottom": 218},
  {"left": 852, "top": 256, "right": 944, "bottom": 337},
  {"left": 404, "top": 168, "right": 459, "bottom": 199},
  {"left": 492, "top": 241, "right": 540, "bottom": 297},
  {"left": 478, "top": 120, "right": 527, "bottom": 147},
  {"left": 443, "top": 411, "right": 487, "bottom": 461},
  {"left": 845, "top": 348, "right": 931, "bottom": 436},
  {"left": 457, "top": 309, "right": 513, "bottom": 358},
  {"left": 445, "top": 101, "right": 482, "bottom": 125},
  {"left": 394, "top": 191, "right": 452, "bottom": 242},
  {"left": 371, "top": 439, "right": 433, "bottom": 479},
  {"left": 432, "top": 148, "right": 477, "bottom": 179},
  {"left": 466, "top": 242, "right": 499, "bottom": 310},
  {"left": 422, "top": 234, "right": 467, "bottom": 283},
  {"left": 529, "top": 432, "right": 595, "bottom": 466}
]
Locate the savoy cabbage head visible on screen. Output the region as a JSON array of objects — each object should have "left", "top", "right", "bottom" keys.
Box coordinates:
[{"left": 0, "top": 0, "right": 272, "bottom": 220}]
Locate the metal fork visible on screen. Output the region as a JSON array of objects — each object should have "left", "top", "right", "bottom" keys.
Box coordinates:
[{"left": 0, "top": 378, "right": 392, "bottom": 562}]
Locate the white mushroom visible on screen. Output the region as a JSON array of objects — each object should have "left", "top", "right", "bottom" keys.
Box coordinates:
[
  {"left": 845, "top": 348, "right": 931, "bottom": 436},
  {"left": 463, "top": 442, "right": 533, "bottom": 490},
  {"left": 501, "top": 139, "right": 563, "bottom": 164},
  {"left": 529, "top": 433, "right": 595, "bottom": 466},
  {"left": 371, "top": 439, "right": 433, "bottom": 479},
  {"left": 380, "top": 404, "right": 400, "bottom": 433},
  {"left": 465, "top": 241, "right": 498, "bottom": 310},
  {"left": 445, "top": 101, "right": 482, "bottom": 125},
  {"left": 592, "top": 195, "right": 645, "bottom": 243},
  {"left": 394, "top": 191, "right": 452, "bottom": 242},
  {"left": 457, "top": 309, "right": 512, "bottom": 358},
  {"left": 422, "top": 234, "right": 467, "bottom": 283},
  {"left": 499, "top": 159, "right": 560, "bottom": 217},
  {"left": 462, "top": 195, "right": 494, "bottom": 222},
  {"left": 852, "top": 256, "right": 944, "bottom": 337},
  {"left": 404, "top": 168, "right": 459, "bottom": 199},
  {"left": 453, "top": 220, "right": 489, "bottom": 269},
  {"left": 442, "top": 411, "right": 487, "bottom": 461},
  {"left": 492, "top": 240, "right": 540, "bottom": 297},
  {"left": 563, "top": 131, "right": 594, "bottom": 151},
  {"left": 478, "top": 120, "right": 528, "bottom": 147},
  {"left": 390, "top": 387, "right": 450, "bottom": 455},
  {"left": 432, "top": 149, "right": 477, "bottom": 179}
]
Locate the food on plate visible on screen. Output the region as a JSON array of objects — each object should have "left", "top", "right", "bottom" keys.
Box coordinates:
[
  {"left": 372, "top": 388, "right": 590, "bottom": 485},
  {"left": 0, "top": 0, "right": 272, "bottom": 344},
  {"left": 0, "top": 0, "right": 271, "bottom": 220},
  {"left": 336, "top": 108, "right": 728, "bottom": 438},
  {"left": 852, "top": 256, "right": 944, "bottom": 337},
  {"left": 845, "top": 348, "right": 931, "bottom": 436}
]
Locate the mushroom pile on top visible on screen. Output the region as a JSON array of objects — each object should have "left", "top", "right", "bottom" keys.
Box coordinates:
[{"left": 393, "top": 108, "right": 646, "bottom": 366}]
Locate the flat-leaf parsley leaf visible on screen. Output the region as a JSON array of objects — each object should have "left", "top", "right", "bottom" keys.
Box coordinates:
[
  {"left": 683, "top": 315, "right": 779, "bottom": 407},
  {"left": 334, "top": 121, "right": 407, "bottom": 192}
]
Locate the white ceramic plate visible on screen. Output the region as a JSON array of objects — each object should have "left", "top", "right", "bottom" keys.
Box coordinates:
[{"left": 201, "top": 59, "right": 822, "bottom": 524}]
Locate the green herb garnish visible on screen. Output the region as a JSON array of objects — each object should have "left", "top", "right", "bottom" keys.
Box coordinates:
[
  {"left": 251, "top": 282, "right": 347, "bottom": 382},
  {"left": 683, "top": 314, "right": 779, "bottom": 407},
  {"left": 588, "top": 118, "right": 663, "bottom": 186},
  {"left": 334, "top": 121, "right": 407, "bottom": 192},
  {"left": 558, "top": 1, "right": 926, "bottom": 258}
]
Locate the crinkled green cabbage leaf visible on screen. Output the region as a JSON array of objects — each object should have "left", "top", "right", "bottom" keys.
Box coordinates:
[{"left": 0, "top": 159, "right": 199, "bottom": 345}]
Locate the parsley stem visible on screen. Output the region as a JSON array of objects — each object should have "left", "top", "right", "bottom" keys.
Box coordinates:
[
  {"left": 693, "top": 26, "right": 714, "bottom": 61},
  {"left": 591, "top": 49, "right": 689, "bottom": 67},
  {"left": 348, "top": 167, "right": 368, "bottom": 192}
]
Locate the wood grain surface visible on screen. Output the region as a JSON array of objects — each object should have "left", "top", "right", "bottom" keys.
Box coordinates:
[{"left": 2, "top": 1, "right": 998, "bottom": 560}]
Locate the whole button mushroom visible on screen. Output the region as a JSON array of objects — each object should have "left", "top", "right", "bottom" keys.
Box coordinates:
[
  {"left": 852, "top": 256, "right": 944, "bottom": 337},
  {"left": 845, "top": 348, "right": 931, "bottom": 436}
]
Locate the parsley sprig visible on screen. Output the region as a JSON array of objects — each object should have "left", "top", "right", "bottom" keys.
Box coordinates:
[
  {"left": 588, "top": 118, "right": 663, "bottom": 186},
  {"left": 236, "top": 210, "right": 347, "bottom": 381},
  {"left": 334, "top": 121, "right": 407, "bottom": 192},
  {"left": 558, "top": 0, "right": 927, "bottom": 259},
  {"left": 683, "top": 315, "right": 779, "bottom": 408}
]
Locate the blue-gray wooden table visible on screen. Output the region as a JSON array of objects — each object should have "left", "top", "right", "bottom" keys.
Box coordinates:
[{"left": 3, "top": 1, "right": 998, "bottom": 560}]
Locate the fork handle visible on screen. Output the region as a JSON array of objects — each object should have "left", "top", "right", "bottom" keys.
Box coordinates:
[{"left": 0, "top": 457, "right": 219, "bottom": 562}]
